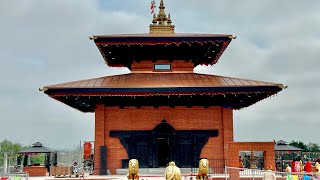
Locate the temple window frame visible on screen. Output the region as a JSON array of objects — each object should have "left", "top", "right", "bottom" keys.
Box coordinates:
[{"left": 154, "top": 64, "right": 171, "bottom": 71}]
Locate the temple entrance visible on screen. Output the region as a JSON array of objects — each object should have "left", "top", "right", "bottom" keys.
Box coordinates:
[
  {"left": 154, "top": 120, "right": 175, "bottom": 167},
  {"left": 157, "top": 137, "right": 170, "bottom": 167},
  {"left": 110, "top": 120, "right": 218, "bottom": 168}
]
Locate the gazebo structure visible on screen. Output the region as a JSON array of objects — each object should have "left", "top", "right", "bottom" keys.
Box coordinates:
[
  {"left": 17, "top": 142, "right": 57, "bottom": 176},
  {"left": 274, "top": 140, "right": 303, "bottom": 172},
  {"left": 40, "top": 0, "right": 286, "bottom": 175},
  {"left": 275, "top": 140, "right": 303, "bottom": 159}
]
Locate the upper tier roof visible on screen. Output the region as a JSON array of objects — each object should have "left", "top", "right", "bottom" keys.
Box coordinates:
[
  {"left": 90, "top": 0, "right": 235, "bottom": 69},
  {"left": 91, "top": 33, "right": 234, "bottom": 69},
  {"left": 41, "top": 73, "right": 286, "bottom": 112}
]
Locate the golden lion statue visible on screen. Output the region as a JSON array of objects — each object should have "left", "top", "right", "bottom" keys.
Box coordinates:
[
  {"left": 127, "top": 159, "right": 139, "bottom": 180},
  {"left": 165, "top": 161, "right": 181, "bottom": 180},
  {"left": 197, "top": 158, "right": 209, "bottom": 180}
]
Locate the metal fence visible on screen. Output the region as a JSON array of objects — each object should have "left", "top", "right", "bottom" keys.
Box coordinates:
[
  {"left": 191, "top": 159, "right": 228, "bottom": 175},
  {"left": 224, "top": 166, "right": 320, "bottom": 179},
  {"left": 0, "top": 166, "right": 24, "bottom": 174},
  {"left": 0, "top": 173, "right": 29, "bottom": 180}
]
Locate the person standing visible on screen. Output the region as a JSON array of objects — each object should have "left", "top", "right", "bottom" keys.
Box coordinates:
[
  {"left": 291, "top": 159, "right": 296, "bottom": 173},
  {"left": 304, "top": 159, "right": 312, "bottom": 175},
  {"left": 285, "top": 164, "right": 292, "bottom": 180},
  {"left": 239, "top": 156, "right": 244, "bottom": 168},
  {"left": 299, "top": 157, "right": 303, "bottom": 172},
  {"left": 262, "top": 165, "right": 276, "bottom": 180},
  {"left": 316, "top": 159, "right": 320, "bottom": 177},
  {"left": 294, "top": 158, "right": 300, "bottom": 173}
]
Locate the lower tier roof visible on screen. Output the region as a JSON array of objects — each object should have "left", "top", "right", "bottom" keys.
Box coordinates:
[{"left": 41, "top": 73, "right": 286, "bottom": 112}]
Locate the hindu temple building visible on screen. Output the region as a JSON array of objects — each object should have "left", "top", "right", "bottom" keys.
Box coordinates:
[{"left": 41, "top": 0, "right": 286, "bottom": 175}]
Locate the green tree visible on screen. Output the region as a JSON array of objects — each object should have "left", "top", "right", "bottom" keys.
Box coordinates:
[
  {"left": 30, "top": 154, "right": 46, "bottom": 165},
  {"left": 289, "top": 140, "right": 309, "bottom": 152},
  {"left": 0, "top": 139, "right": 28, "bottom": 165},
  {"left": 309, "top": 143, "right": 320, "bottom": 152}
]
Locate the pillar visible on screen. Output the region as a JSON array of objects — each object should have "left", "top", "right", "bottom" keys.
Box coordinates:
[{"left": 93, "top": 104, "right": 106, "bottom": 175}]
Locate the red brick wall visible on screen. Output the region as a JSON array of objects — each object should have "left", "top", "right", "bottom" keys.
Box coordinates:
[
  {"left": 92, "top": 104, "right": 105, "bottom": 175},
  {"left": 24, "top": 166, "right": 48, "bottom": 177},
  {"left": 93, "top": 105, "right": 234, "bottom": 174},
  {"left": 131, "top": 60, "right": 194, "bottom": 72},
  {"left": 228, "top": 142, "right": 275, "bottom": 179}
]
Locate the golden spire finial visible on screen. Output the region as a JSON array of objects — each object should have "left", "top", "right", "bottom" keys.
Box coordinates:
[
  {"left": 152, "top": 13, "right": 157, "bottom": 25},
  {"left": 149, "top": 0, "right": 175, "bottom": 34},
  {"left": 167, "top": 13, "right": 172, "bottom": 25},
  {"left": 157, "top": 0, "right": 167, "bottom": 25}
]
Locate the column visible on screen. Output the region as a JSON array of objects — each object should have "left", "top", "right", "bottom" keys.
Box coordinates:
[{"left": 93, "top": 104, "right": 106, "bottom": 175}]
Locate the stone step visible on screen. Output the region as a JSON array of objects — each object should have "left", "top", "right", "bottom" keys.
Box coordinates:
[{"left": 116, "top": 168, "right": 197, "bottom": 175}]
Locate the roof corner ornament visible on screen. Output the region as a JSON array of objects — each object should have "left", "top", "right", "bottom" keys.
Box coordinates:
[
  {"left": 39, "top": 87, "right": 48, "bottom": 92},
  {"left": 279, "top": 84, "right": 288, "bottom": 89},
  {"left": 89, "top": 36, "right": 97, "bottom": 40},
  {"left": 228, "top": 35, "right": 237, "bottom": 39},
  {"left": 149, "top": 0, "right": 175, "bottom": 34}
]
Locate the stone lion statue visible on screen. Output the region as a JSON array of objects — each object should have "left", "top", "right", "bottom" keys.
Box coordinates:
[
  {"left": 197, "top": 158, "right": 209, "bottom": 180},
  {"left": 165, "top": 161, "right": 181, "bottom": 180},
  {"left": 127, "top": 159, "right": 139, "bottom": 180}
]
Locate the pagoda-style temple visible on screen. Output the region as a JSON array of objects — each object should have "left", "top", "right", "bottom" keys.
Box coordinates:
[{"left": 41, "top": 0, "right": 286, "bottom": 175}]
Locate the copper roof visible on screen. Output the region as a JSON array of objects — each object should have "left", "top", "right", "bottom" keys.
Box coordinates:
[
  {"left": 41, "top": 73, "right": 286, "bottom": 112},
  {"left": 44, "top": 73, "right": 284, "bottom": 90},
  {"left": 90, "top": 33, "right": 235, "bottom": 39},
  {"left": 91, "top": 33, "right": 233, "bottom": 68}
]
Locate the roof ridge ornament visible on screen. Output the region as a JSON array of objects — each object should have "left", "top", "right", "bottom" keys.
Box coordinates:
[{"left": 149, "top": 0, "right": 175, "bottom": 34}]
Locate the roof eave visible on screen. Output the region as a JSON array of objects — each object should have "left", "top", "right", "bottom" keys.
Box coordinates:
[
  {"left": 89, "top": 33, "right": 236, "bottom": 40},
  {"left": 43, "top": 86, "right": 283, "bottom": 95}
]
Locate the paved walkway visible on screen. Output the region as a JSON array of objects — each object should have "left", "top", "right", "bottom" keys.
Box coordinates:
[
  {"left": 28, "top": 174, "right": 199, "bottom": 180},
  {"left": 29, "top": 175, "right": 169, "bottom": 180}
]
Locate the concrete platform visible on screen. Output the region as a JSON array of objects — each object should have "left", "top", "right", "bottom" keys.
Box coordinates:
[
  {"left": 30, "top": 174, "right": 289, "bottom": 180},
  {"left": 116, "top": 168, "right": 196, "bottom": 175}
]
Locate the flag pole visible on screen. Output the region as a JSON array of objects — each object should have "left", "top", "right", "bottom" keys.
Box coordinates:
[{"left": 151, "top": 0, "right": 156, "bottom": 15}]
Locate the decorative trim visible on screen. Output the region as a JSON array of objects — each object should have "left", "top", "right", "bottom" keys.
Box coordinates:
[{"left": 45, "top": 86, "right": 282, "bottom": 96}]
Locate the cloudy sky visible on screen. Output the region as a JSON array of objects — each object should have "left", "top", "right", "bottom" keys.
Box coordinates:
[{"left": 0, "top": 0, "right": 319, "bottom": 150}]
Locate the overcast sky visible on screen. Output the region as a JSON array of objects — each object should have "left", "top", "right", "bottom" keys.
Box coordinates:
[{"left": 0, "top": 0, "right": 319, "bottom": 150}]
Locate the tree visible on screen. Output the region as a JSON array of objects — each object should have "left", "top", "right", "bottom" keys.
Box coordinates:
[
  {"left": 0, "top": 139, "right": 28, "bottom": 165},
  {"left": 30, "top": 154, "right": 46, "bottom": 165},
  {"left": 309, "top": 143, "right": 320, "bottom": 152},
  {"left": 289, "top": 140, "right": 309, "bottom": 152}
]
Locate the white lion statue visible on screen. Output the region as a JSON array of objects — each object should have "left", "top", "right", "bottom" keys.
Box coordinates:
[
  {"left": 127, "top": 159, "right": 139, "bottom": 180},
  {"left": 197, "top": 158, "right": 209, "bottom": 180},
  {"left": 165, "top": 161, "right": 181, "bottom": 180}
]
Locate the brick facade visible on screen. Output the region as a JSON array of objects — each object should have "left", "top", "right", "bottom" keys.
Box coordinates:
[
  {"left": 131, "top": 60, "right": 194, "bottom": 72},
  {"left": 24, "top": 166, "right": 48, "bottom": 176},
  {"left": 228, "top": 142, "right": 275, "bottom": 169},
  {"left": 93, "top": 105, "right": 233, "bottom": 174},
  {"left": 228, "top": 142, "right": 275, "bottom": 179}
]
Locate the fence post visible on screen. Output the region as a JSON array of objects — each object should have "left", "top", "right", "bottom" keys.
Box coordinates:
[
  {"left": 224, "top": 166, "right": 227, "bottom": 180},
  {"left": 4, "top": 153, "right": 8, "bottom": 174},
  {"left": 252, "top": 169, "right": 254, "bottom": 180}
]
